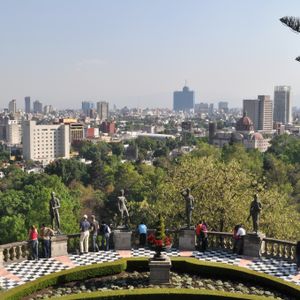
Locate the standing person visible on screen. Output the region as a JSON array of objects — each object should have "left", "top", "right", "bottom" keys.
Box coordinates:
[
  {"left": 195, "top": 222, "right": 203, "bottom": 250},
  {"left": 236, "top": 224, "right": 246, "bottom": 255},
  {"left": 79, "top": 215, "right": 90, "bottom": 254},
  {"left": 40, "top": 224, "right": 54, "bottom": 258},
  {"left": 296, "top": 241, "right": 300, "bottom": 271},
  {"left": 90, "top": 215, "right": 100, "bottom": 252},
  {"left": 28, "top": 225, "right": 39, "bottom": 260},
  {"left": 100, "top": 221, "right": 111, "bottom": 251},
  {"left": 200, "top": 221, "right": 208, "bottom": 252},
  {"left": 232, "top": 224, "right": 240, "bottom": 253},
  {"left": 137, "top": 221, "right": 147, "bottom": 247}
]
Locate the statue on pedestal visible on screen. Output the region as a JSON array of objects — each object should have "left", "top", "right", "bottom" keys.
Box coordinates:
[
  {"left": 117, "top": 189, "right": 129, "bottom": 228},
  {"left": 49, "top": 192, "right": 61, "bottom": 234},
  {"left": 247, "top": 194, "right": 262, "bottom": 233},
  {"left": 181, "top": 188, "right": 194, "bottom": 229}
]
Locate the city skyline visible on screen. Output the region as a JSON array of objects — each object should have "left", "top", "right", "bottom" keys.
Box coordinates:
[{"left": 1, "top": 1, "right": 300, "bottom": 109}]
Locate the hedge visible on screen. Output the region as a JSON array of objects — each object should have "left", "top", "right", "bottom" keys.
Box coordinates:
[
  {"left": 171, "top": 258, "right": 300, "bottom": 298},
  {"left": 49, "top": 288, "right": 273, "bottom": 300},
  {"left": 1, "top": 257, "right": 300, "bottom": 300}
]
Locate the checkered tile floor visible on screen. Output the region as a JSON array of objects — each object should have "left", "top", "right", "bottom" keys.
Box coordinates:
[
  {"left": 5, "top": 258, "right": 70, "bottom": 283},
  {"left": 248, "top": 258, "right": 300, "bottom": 284},
  {"left": 192, "top": 250, "right": 242, "bottom": 265},
  {"left": 1, "top": 249, "right": 300, "bottom": 290},
  {"left": 0, "top": 276, "right": 21, "bottom": 290},
  {"left": 68, "top": 250, "right": 121, "bottom": 266},
  {"left": 131, "top": 247, "right": 179, "bottom": 257}
]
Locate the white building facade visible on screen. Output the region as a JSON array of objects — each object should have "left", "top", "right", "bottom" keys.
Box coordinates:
[{"left": 23, "top": 121, "right": 70, "bottom": 164}]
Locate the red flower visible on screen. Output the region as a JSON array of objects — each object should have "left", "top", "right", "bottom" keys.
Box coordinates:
[{"left": 154, "top": 239, "right": 163, "bottom": 247}]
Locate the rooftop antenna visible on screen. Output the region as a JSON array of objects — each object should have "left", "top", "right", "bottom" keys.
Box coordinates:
[{"left": 184, "top": 79, "right": 188, "bottom": 87}]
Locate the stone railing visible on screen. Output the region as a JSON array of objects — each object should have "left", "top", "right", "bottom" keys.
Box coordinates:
[
  {"left": 0, "top": 241, "right": 29, "bottom": 266},
  {"left": 262, "top": 237, "right": 296, "bottom": 261},
  {"left": 206, "top": 231, "right": 234, "bottom": 251},
  {"left": 1, "top": 231, "right": 297, "bottom": 265}
]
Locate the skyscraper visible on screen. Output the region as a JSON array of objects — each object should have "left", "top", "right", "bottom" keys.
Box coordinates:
[
  {"left": 33, "top": 100, "right": 43, "bottom": 114},
  {"left": 243, "top": 99, "right": 259, "bottom": 130},
  {"left": 8, "top": 99, "right": 16, "bottom": 114},
  {"left": 218, "top": 101, "right": 229, "bottom": 113},
  {"left": 25, "top": 96, "right": 31, "bottom": 113},
  {"left": 258, "top": 95, "right": 273, "bottom": 131},
  {"left": 274, "top": 86, "right": 291, "bottom": 124},
  {"left": 243, "top": 96, "right": 273, "bottom": 132},
  {"left": 82, "top": 101, "right": 94, "bottom": 116},
  {"left": 97, "top": 101, "right": 109, "bottom": 121},
  {"left": 173, "top": 86, "right": 194, "bottom": 112}
]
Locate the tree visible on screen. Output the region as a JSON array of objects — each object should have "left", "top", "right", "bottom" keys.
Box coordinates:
[{"left": 45, "top": 159, "right": 89, "bottom": 186}]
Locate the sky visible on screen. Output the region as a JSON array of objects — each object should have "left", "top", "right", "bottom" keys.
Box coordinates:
[{"left": 1, "top": 0, "right": 300, "bottom": 110}]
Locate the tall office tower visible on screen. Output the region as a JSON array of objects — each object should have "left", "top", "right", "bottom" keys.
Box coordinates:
[
  {"left": 6, "top": 120, "right": 22, "bottom": 144},
  {"left": 82, "top": 101, "right": 94, "bottom": 115},
  {"left": 274, "top": 86, "right": 291, "bottom": 124},
  {"left": 173, "top": 86, "right": 194, "bottom": 112},
  {"left": 22, "top": 120, "right": 70, "bottom": 165},
  {"left": 243, "top": 99, "right": 259, "bottom": 130},
  {"left": 258, "top": 95, "right": 273, "bottom": 131},
  {"left": 209, "top": 103, "right": 214, "bottom": 116},
  {"left": 8, "top": 99, "right": 17, "bottom": 114},
  {"left": 97, "top": 101, "right": 109, "bottom": 120},
  {"left": 218, "top": 101, "right": 229, "bottom": 113},
  {"left": 33, "top": 100, "right": 43, "bottom": 113},
  {"left": 25, "top": 96, "right": 31, "bottom": 113},
  {"left": 243, "top": 96, "right": 273, "bottom": 131}
]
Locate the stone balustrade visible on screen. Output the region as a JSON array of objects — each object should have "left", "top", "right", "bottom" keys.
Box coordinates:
[
  {"left": 206, "top": 231, "right": 234, "bottom": 251},
  {"left": 0, "top": 231, "right": 297, "bottom": 266},
  {"left": 262, "top": 237, "right": 296, "bottom": 261},
  {"left": 0, "top": 241, "right": 29, "bottom": 267}
]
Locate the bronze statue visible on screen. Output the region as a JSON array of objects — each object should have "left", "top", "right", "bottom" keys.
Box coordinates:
[
  {"left": 117, "top": 189, "right": 129, "bottom": 227},
  {"left": 49, "top": 192, "right": 61, "bottom": 233},
  {"left": 181, "top": 188, "right": 194, "bottom": 228},
  {"left": 247, "top": 194, "right": 262, "bottom": 233}
]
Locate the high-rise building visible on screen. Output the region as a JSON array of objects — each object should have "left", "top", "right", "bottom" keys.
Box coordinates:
[
  {"left": 22, "top": 120, "right": 70, "bottom": 164},
  {"left": 82, "top": 101, "right": 94, "bottom": 116},
  {"left": 173, "top": 86, "right": 194, "bottom": 112},
  {"left": 25, "top": 96, "right": 31, "bottom": 113},
  {"left": 243, "top": 99, "right": 259, "bottom": 130},
  {"left": 218, "top": 101, "right": 229, "bottom": 113},
  {"left": 274, "top": 86, "right": 291, "bottom": 124},
  {"left": 258, "top": 95, "right": 273, "bottom": 131},
  {"left": 6, "top": 120, "right": 22, "bottom": 145},
  {"left": 97, "top": 101, "right": 109, "bottom": 121},
  {"left": 8, "top": 99, "right": 17, "bottom": 114},
  {"left": 243, "top": 96, "right": 273, "bottom": 132},
  {"left": 33, "top": 100, "right": 43, "bottom": 114}
]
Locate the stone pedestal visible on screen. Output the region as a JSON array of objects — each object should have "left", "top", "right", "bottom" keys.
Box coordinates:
[
  {"left": 113, "top": 230, "right": 132, "bottom": 250},
  {"left": 51, "top": 235, "right": 68, "bottom": 257},
  {"left": 243, "top": 232, "right": 265, "bottom": 257},
  {"left": 149, "top": 256, "right": 172, "bottom": 285},
  {"left": 179, "top": 229, "right": 195, "bottom": 250}
]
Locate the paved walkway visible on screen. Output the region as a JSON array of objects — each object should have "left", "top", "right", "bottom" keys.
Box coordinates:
[{"left": 0, "top": 249, "right": 299, "bottom": 290}]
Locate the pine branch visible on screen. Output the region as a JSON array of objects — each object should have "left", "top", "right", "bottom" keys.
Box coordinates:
[{"left": 280, "top": 16, "right": 300, "bottom": 33}]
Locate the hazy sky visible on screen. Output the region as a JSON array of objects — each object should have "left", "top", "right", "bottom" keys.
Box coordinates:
[{"left": 1, "top": 0, "right": 300, "bottom": 109}]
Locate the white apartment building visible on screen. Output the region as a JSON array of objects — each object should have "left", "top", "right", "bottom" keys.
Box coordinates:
[
  {"left": 6, "top": 120, "right": 22, "bottom": 144},
  {"left": 23, "top": 120, "right": 70, "bottom": 164}
]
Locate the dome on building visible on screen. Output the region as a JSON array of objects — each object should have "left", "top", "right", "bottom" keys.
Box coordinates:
[
  {"left": 251, "top": 132, "right": 264, "bottom": 141},
  {"left": 236, "top": 112, "right": 254, "bottom": 132}
]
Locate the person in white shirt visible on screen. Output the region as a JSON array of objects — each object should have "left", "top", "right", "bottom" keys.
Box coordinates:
[{"left": 236, "top": 224, "right": 246, "bottom": 255}]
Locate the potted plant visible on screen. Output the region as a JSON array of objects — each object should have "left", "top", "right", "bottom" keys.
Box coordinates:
[{"left": 147, "top": 215, "right": 172, "bottom": 259}]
